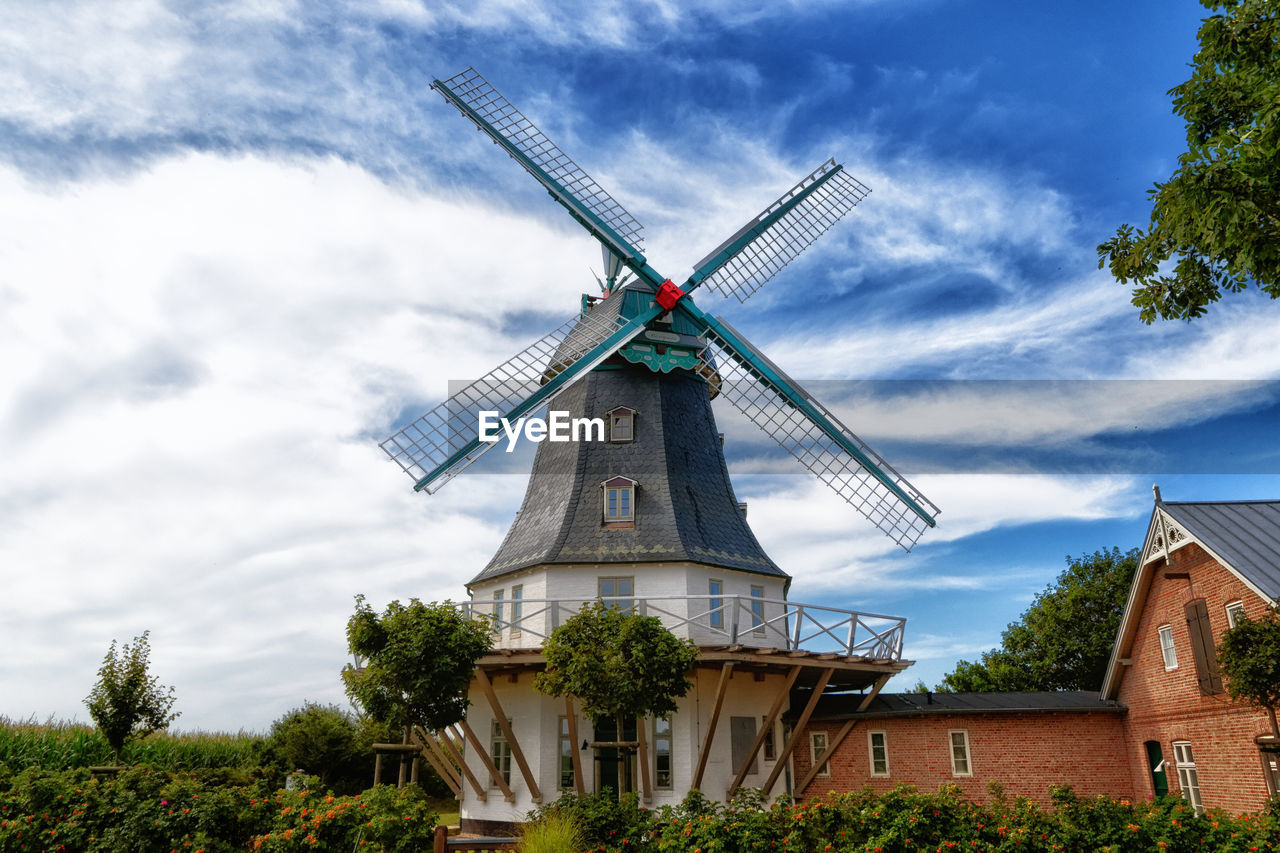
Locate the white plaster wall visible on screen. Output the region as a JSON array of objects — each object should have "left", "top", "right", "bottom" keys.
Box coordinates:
[
  {"left": 468, "top": 563, "right": 790, "bottom": 651},
  {"left": 459, "top": 664, "right": 795, "bottom": 827}
]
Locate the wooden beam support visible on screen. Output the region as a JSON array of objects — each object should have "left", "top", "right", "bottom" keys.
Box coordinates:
[
  {"left": 691, "top": 662, "right": 734, "bottom": 791},
  {"left": 727, "top": 665, "right": 801, "bottom": 799},
  {"left": 447, "top": 721, "right": 496, "bottom": 803},
  {"left": 413, "top": 728, "right": 462, "bottom": 796},
  {"left": 796, "top": 717, "right": 858, "bottom": 795},
  {"left": 475, "top": 668, "right": 543, "bottom": 803},
  {"left": 856, "top": 674, "right": 890, "bottom": 713},
  {"left": 566, "top": 697, "right": 585, "bottom": 795},
  {"left": 762, "top": 666, "right": 834, "bottom": 794},
  {"left": 637, "top": 716, "right": 652, "bottom": 804}
]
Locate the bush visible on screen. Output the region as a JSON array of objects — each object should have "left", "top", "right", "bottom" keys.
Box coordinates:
[
  {"left": 0, "top": 765, "right": 437, "bottom": 852},
  {"left": 527, "top": 790, "right": 654, "bottom": 851}
]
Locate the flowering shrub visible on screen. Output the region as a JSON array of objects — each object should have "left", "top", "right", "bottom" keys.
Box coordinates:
[
  {"left": 0, "top": 766, "right": 436, "bottom": 852},
  {"left": 528, "top": 786, "right": 1280, "bottom": 853}
]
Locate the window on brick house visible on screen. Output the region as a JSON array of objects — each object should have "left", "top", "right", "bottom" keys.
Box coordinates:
[
  {"left": 1173, "top": 741, "right": 1203, "bottom": 814},
  {"left": 869, "top": 731, "right": 889, "bottom": 777},
  {"left": 949, "top": 730, "right": 971, "bottom": 777},
  {"left": 1158, "top": 624, "right": 1177, "bottom": 670},
  {"left": 1184, "top": 599, "right": 1224, "bottom": 694},
  {"left": 810, "top": 731, "right": 830, "bottom": 777},
  {"left": 1262, "top": 746, "right": 1280, "bottom": 797},
  {"left": 1226, "top": 600, "right": 1246, "bottom": 628}
]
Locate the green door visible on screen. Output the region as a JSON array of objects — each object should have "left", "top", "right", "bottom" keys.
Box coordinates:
[
  {"left": 593, "top": 716, "right": 637, "bottom": 799},
  {"left": 1145, "top": 741, "right": 1169, "bottom": 796}
]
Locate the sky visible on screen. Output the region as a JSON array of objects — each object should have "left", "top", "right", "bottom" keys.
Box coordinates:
[{"left": 3, "top": 0, "right": 1280, "bottom": 733}]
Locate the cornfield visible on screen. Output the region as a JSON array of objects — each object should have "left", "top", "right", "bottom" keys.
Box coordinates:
[{"left": 0, "top": 715, "right": 265, "bottom": 771}]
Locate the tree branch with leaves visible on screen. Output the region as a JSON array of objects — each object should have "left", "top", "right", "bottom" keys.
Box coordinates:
[
  {"left": 1218, "top": 603, "right": 1280, "bottom": 737},
  {"left": 84, "top": 631, "right": 179, "bottom": 763}
]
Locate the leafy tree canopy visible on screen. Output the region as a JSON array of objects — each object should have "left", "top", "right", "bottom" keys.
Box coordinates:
[
  {"left": 1098, "top": 0, "right": 1279, "bottom": 322},
  {"left": 1218, "top": 603, "right": 1280, "bottom": 737},
  {"left": 938, "top": 548, "right": 1138, "bottom": 693},
  {"left": 534, "top": 602, "right": 699, "bottom": 724},
  {"left": 341, "top": 595, "right": 492, "bottom": 732},
  {"left": 84, "top": 630, "right": 180, "bottom": 762}
]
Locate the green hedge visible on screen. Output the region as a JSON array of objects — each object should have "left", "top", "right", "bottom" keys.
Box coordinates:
[
  {"left": 531, "top": 785, "right": 1280, "bottom": 853},
  {"left": 0, "top": 766, "right": 436, "bottom": 852}
]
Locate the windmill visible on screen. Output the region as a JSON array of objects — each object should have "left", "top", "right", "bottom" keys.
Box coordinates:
[{"left": 380, "top": 67, "right": 938, "bottom": 549}]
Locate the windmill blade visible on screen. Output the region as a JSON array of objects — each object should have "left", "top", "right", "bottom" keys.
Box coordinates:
[
  {"left": 381, "top": 301, "right": 648, "bottom": 493},
  {"left": 687, "top": 159, "right": 871, "bottom": 303},
  {"left": 433, "top": 67, "right": 646, "bottom": 265},
  {"left": 697, "top": 314, "right": 938, "bottom": 550}
]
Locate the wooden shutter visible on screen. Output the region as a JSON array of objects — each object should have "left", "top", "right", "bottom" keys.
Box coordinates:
[{"left": 1184, "top": 599, "right": 1224, "bottom": 695}]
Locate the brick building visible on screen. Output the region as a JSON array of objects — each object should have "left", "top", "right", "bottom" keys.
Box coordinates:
[{"left": 796, "top": 494, "right": 1280, "bottom": 813}]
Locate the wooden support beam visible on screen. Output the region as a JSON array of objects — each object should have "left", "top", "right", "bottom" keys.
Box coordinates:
[
  {"left": 856, "top": 674, "right": 890, "bottom": 713},
  {"left": 727, "top": 665, "right": 801, "bottom": 799},
  {"left": 637, "top": 716, "right": 652, "bottom": 804},
  {"left": 413, "top": 728, "right": 462, "bottom": 797},
  {"left": 796, "top": 717, "right": 858, "bottom": 795},
  {"left": 475, "top": 668, "right": 543, "bottom": 803},
  {"left": 761, "top": 666, "right": 834, "bottom": 794},
  {"left": 565, "top": 697, "right": 585, "bottom": 795},
  {"left": 446, "top": 721, "right": 494, "bottom": 803},
  {"left": 691, "top": 662, "right": 734, "bottom": 791}
]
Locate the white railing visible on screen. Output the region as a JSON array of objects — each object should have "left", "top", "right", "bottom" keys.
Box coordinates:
[{"left": 463, "top": 595, "right": 905, "bottom": 660}]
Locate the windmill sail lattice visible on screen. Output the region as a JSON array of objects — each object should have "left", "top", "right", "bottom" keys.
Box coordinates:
[
  {"left": 434, "top": 67, "right": 645, "bottom": 252},
  {"left": 380, "top": 307, "right": 633, "bottom": 492},
  {"left": 691, "top": 159, "right": 870, "bottom": 302},
  {"left": 703, "top": 320, "right": 938, "bottom": 549}
]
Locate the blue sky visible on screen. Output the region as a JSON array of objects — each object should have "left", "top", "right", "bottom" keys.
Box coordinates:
[{"left": 3, "top": 0, "right": 1279, "bottom": 732}]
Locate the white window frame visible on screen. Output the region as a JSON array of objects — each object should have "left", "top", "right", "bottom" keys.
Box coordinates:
[
  {"left": 653, "top": 716, "right": 673, "bottom": 789},
  {"left": 558, "top": 716, "right": 574, "bottom": 791},
  {"left": 750, "top": 585, "right": 765, "bottom": 634},
  {"left": 1173, "top": 741, "right": 1203, "bottom": 814},
  {"left": 1225, "top": 600, "right": 1246, "bottom": 628},
  {"left": 810, "top": 731, "right": 830, "bottom": 777},
  {"left": 492, "top": 589, "right": 504, "bottom": 632},
  {"left": 1158, "top": 624, "right": 1178, "bottom": 670},
  {"left": 762, "top": 716, "right": 776, "bottom": 762},
  {"left": 490, "top": 719, "right": 512, "bottom": 787},
  {"left": 949, "top": 730, "right": 972, "bottom": 777},
  {"left": 510, "top": 585, "right": 523, "bottom": 635},
  {"left": 709, "top": 579, "right": 724, "bottom": 629},
  {"left": 869, "top": 730, "right": 889, "bottom": 777}
]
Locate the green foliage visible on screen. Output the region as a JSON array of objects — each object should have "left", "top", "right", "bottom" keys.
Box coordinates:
[
  {"left": 939, "top": 547, "right": 1138, "bottom": 692},
  {"left": 0, "top": 765, "right": 437, "bottom": 852},
  {"left": 83, "top": 631, "right": 180, "bottom": 762},
  {"left": 534, "top": 602, "right": 698, "bottom": 723},
  {"left": 527, "top": 790, "right": 654, "bottom": 850},
  {"left": 1098, "top": 0, "right": 1280, "bottom": 322},
  {"left": 342, "top": 595, "right": 492, "bottom": 732},
  {"left": 1218, "top": 603, "right": 1280, "bottom": 736},
  {"left": 0, "top": 716, "right": 267, "bottom": 774},
  {"left": 521, "top": 808, "right": 584, "bottom": 853},
  {"left": 262, "top": 703, "right": 389, "bottom": 796}
]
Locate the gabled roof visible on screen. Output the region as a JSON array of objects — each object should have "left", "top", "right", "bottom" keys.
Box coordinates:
[{"left": 1101, "top": 496, "right": 1280, "bottom": 699}]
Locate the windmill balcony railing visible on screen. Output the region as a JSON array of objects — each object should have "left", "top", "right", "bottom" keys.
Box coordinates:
[{"left": 463, "top": 595, "right": 905, "bottom": 661}]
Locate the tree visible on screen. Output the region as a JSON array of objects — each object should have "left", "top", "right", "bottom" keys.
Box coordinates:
[
  {"left": 1098, "top": 0, "right": 1279, "bottom": 322},
  {"left": 84, "top": 631, "right": 180, "bottom": 763},
  {"left": 1218, "top": 604, "right": 1280, "bottom": 737},
  {"left": 534, "top": 602, "right": 698, "bottom": 792},
  {"left": 938, "top": 548, "right": 1138, "bottom": 693},
  {"left": 341, "top": 596, "right": 493, "bottom": 733}
]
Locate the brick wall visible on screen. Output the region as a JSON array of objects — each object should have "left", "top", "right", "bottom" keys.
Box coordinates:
[
  {"left": 795, "top": 711, "right": 1133, "bottom": 803},
  {"left": 1116, "top": 541, "right": 1274, "bottom": 813}
]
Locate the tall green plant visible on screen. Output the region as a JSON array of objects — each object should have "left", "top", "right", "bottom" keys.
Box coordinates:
[
  {"left": 83, "top": 631, "right": 179, "bottom": 763},
  {"left": 1218, "top": 604, "right": 1280, "bottom": 737}
]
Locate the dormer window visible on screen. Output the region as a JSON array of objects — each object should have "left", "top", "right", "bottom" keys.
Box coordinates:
[
  {"left": 605, "top": 406, "right": 638, "bottom": 443},
  {"left": 602, "top": 475, "right": 638, "bottom": 527}
]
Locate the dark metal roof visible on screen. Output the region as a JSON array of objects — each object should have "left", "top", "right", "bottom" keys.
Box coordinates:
[
  {"left": 1161, "top": 499, "right": 1280, "bottom": 599},
  {"left": 804, "top": 691, "right": 1126, "bottom": 721},
  {"left": 470, "top": 364, "right": 787, "bottom": 586}
]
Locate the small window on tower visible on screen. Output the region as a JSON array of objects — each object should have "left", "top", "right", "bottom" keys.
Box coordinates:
[
  {"left": 602, "top": 476, "right": 638, "bottom": 528},
  {"left": 605, "top": 407, "right": 638, "bottom": 443}
]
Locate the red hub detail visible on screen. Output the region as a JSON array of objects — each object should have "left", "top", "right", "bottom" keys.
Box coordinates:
[{"left": 655, "top": 279, "right": 685, "bottom": 311}]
